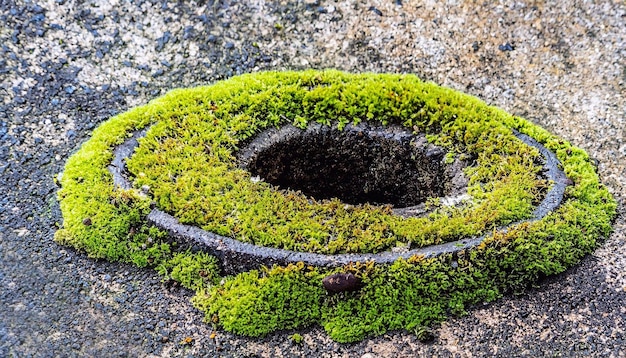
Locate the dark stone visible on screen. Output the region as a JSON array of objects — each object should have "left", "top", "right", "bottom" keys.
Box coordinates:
[
  {"left": 31, "top": 5, "right": 45, "bottom": 13},
  {"left": 155, "top": 31, "right": 171, "bottom": 51},
  {"left": 322, "top": 272, "right": 362, "bottom": 293},
  {"left": 368, "top": 6, "right": 383, "bottom": 16},
  {"left": 183, "top": 26, "right": 195, "bottom": 40},
  {"left": 82, "top": 217, "right": 92, "bottom": 226},
  {"left": 499, "top": 42, "right": 514, "bottom": 51},
  {"left": 31, "top": 13, "right": 45, "bottom": 23}
]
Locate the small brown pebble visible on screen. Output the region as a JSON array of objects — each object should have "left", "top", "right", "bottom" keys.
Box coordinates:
[
  {"left": 161, "top": 336, "right": 169, "bottom": 343},
  {"left": 322, "top": 272, "right": 362, "bottom": 293},
  {"left": 180, "top": 336, "right": 193, "bottom": 345},
  {"left": 82, "top": 217, "right": 92, "bottom": 226}
]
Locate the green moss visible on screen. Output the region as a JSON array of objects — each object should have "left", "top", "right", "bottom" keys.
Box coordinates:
[
  {"left": 192, "top": 263, "right": 324, "bottom": 336},
  {"left": 55, "top": 104, "right": 170, "bottom": 266},
  {"left": 289, "top": 333, "right": 304, "bottom": 344},
  {"left": 156, "top": 251, "right": 220, "bottom": 291},
  {"left": 125, "top": 71, "right": 546, "bottom": 254},
  {"left": 56, "top": 70, "right": 616, "bottom": 343}
]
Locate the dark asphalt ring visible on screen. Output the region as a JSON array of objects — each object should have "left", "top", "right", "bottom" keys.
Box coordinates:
[{"left": 108, "top": 126, "right": 568, "bottom": 275}]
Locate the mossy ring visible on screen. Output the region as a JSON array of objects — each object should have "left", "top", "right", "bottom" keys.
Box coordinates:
[
  {"left": 56, "top": 70, "right": 616, "bottom": 342},
  {"left": 109, "top": 124, "right": 569, "bottom": 274}
]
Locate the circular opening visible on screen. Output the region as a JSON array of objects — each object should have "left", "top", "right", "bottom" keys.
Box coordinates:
[{"left": 238, "top": 124, "right": 458, "bottom": 208}]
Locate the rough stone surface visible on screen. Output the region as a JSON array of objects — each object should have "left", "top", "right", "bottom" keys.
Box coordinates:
[{"left": 1, "top": 0, "right": 624, "bottom": 357}]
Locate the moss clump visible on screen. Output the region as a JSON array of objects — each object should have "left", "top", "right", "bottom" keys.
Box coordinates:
[
  {"left": 289, "top": 333, "right": 304, "bottom": 344},
  {"left": 56, "top": 70, "right": 616, "bottom": 343},
  {"left": 125, "top": 71, "right": 547, "bottom": 254},
  {"left": 156, "top": 251, "right": 220, "bottom": 291},
  {"left": 193, "top": 263, "right": 325, "bottom": 337}
]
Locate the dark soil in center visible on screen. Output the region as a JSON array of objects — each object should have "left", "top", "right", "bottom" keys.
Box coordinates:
[{"left": 238, "top": 123, "right": 455, "bottom": 208}]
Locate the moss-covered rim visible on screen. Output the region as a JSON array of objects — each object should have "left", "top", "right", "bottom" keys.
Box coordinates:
[
  {"left": 109, "top": 125, "right": 568, "bottom": 274},
  {"left": 121, "top": 71, "right": 552, "bottom": 255},
  {"left": 55, "top": 70, "right": 616, "bottom": 343}
]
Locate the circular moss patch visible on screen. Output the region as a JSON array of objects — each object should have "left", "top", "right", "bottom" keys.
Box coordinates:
[{"left": 56, "top": 70, "right": 616, "bottom": 343}]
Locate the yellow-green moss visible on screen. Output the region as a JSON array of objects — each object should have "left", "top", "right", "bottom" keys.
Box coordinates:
[
  {"left": 56, "top": 70, "right": 616, "bottom": 343},
  {"left": 125, "top": 71, "right": 546, "bottom": 254}
]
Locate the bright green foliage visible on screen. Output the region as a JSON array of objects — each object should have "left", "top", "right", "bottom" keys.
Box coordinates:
[
  {"left": 156, "top": 251, "right": 220, "bottom": 291},
  {"left": 192, "top": 263, "right": 324, "bottom": 336},
  {"left": 55, "top": 105, "right": 172, "bottom": 267},
  {"left": 56, "top": 70, "right": 617, "bottom": 343},
  {"left": 125, "top": 71, "right": 547, "bottom": 254},
  {"left": 289, "top": 333, "right": 304, "bottom": 344}
]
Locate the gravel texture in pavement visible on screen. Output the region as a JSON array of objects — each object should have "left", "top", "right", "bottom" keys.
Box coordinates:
[{"left": 1, "top": 0, "right": 625, "bottom": 357}]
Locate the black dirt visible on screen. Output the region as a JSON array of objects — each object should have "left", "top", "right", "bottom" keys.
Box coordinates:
[{"left": 240, "top": 123, "right": 452, "bottom": 207}]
